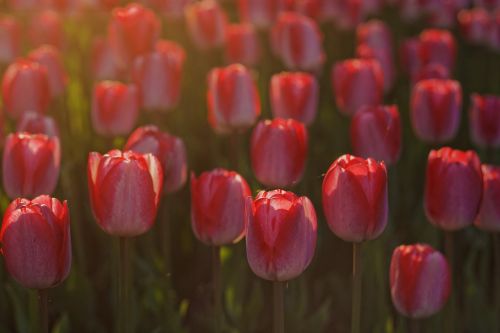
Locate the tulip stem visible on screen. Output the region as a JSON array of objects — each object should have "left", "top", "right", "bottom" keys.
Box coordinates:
[
  {"left": 273, "top": 281, "right": 284, "bottom": 333},
  {"left": 212, "top": 245, "right": 222, "bottom": 332},
  {"left": 352, "top": 242, "right": 362, "bottom": 333},
  {"left": 38, "top": 289, "right": 48, "bottom": 333},
  {"left": 118, "top": 237, "right": 130, "bottom": 333}
]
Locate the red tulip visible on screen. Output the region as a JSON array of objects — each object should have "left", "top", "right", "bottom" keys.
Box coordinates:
[
  {"left": 400, "top": 37, "right": 422, "bottom": 78},
  {"left": 125, "top": 125, "right": 187, "bottom": 193},
  {"left": 185, "top": 0, "right": 227, "bottom": 50},
  {"left": 144, "top": 0, "right": 190, "bottom": 19},
  {"left": 28, "top": 10, "right": 63, "bottom": 49},
  {"left": 322, "top": 154, "right": 388, "bottom": 242},
  {"left": 207, "top": 64, "right": 261, "bottom": 134},
  {"left": 350, "top": 105, "right": 401, "bottom": 166},
  {"left": 0, "top": 15, "right": 20, "bottom": 64},
  {"left": 270, "top": 72, "right": 318, "bottom": 125},
  {"left": 88, "top": 150, "right": 163, "bottom": 237},
  {"left": 390, "top": 244, "right": 451, "bottom": 318},
  {"left": 91, "top": 81, "right": 139, "bottom": 137},
  {"left": 108, "top": 3, "right": 161, "bottom": 67},
  {"left": 469, "top": 94, "right": 500, "bottom": 148},
  {"left": 17, "top": 112, "right": 59, "bottom": 137},
  {"left": 473, "top": 0, "right": 500, "bottom": 9},
  {"left": 132, "top": 40, "right": 186, "bottom": 112},
  {"left": 238, "top": 0, "right": 281, "bottom": 29},
  {"left": 411, "top": 63, "right": 450, "bottom": 86},
  {"left": 28, "top": 45, "right": 68, "bottom": 98},
  {"left": 0, "top": 195, "right": 71, "bottom": 289},
  {"left": 251, "top": 118, "right": 308, "bottom": 187},
  {"left": 425, "top": 147, "right": 483, "bottom": 231},
  {"left": 419, "top": 29, "right": 456, "bottom": 73},
  {"left": 332, "top": 58, "right": 384, "bottom": 116},
  {"left": 91, "top": 37, "right": 121, "bottom": 81},
  {"left": 246, "top": 189, "right": 317, "bottom": 281},
  {"left": 225, "top": 23, "right": 261, "bottom": 67},
  {"left": 191, "top": 168, "right": 251, "bottom": 246},
  {"left": 271, "top": 12, "right": 325, "bottom": 71},
  {"left": 333, "top": 0, "right": 365, "bottom": 30},
  {"left": 2, "top": 59, "right": 50, "bottom": 119},
  {"left": 410, "top": 79, "right": 462, "bottom": 143},
  {"left": 2, "top": 132, "right": 60, "bottom": 199},
  {"left": 489, "top": 11, "right": 500, "bottom": 51},
  {"left": 474, "top": 165, "right": 500, "bottom": 232},
  {"left": 7, "top": 0, "right": 39, "bottom": 10},
  {"left": 458, "top": 8, "right": 492, "bottom": 45}
]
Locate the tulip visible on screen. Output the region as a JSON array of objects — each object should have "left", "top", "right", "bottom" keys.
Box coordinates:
[
  {"left": 0, "top": 195, "right": 71, "bottom": 289},
  {"left": 28, "top": 10, "right": 63, "bottom": 49},
  {"left": 334, "top": 0, "right": 366, "bottom": 30},
  {"left": 489, "top": 10, "right": 500, "bottom": 51},
  {"left": 125, "top": 125, "right": 187, "bottom": 193},
  {"left": 132, "top": 40, "right": 186, "bottom": 112},
  {"left": 474, "top": 165, "right": 500, "bottom": 232},
  {"left": 17, "top": 112, "right": 59, "bottom": 137},
  {"left": 225, "top": 23, "right": 261, "bottom": 67},
  {"left": 91, "top": 81, "right": 139, "bottom": 137},
  {"left": 87, "top": 150, "right": 163, "bottom": 237},
  {"left": 7, "top": 0, "right": 39, "bottom": 10},
  {"left": 2, "top": 59, "right": 50, "bottom": 119},
  {"left": 28, "top": 45, "right": 68, "bottom": 99},
  {"left": 185, "top": 0, "right": 227, "bottom": 50},
  {"left": 458, "top": 8, "right": 492, "bottom": 45},
  {"left": 108, "top": 3, "right": 161, "bottom": 67},
  {"left": 332, "top": 58, "right": 384, "bottom": 116},
  {"left": 270, "top": 72, "right": 318, "bottom": 125},
  {"left": 152, "top": 0, "right": 190, "bottom": 19},
  {"left": 190, "top": 168, "right": 251, "bottom": 246},
  {"left": 424, "top": 147, "right": 483, "bottom": 231},
  {"left": 271, "top": 12, "right": 325, "bottom": 71},
  {"left": 207, "top": 64, "right": 261, "bottom": 134},
  {"left": 2, "top": 132, "right": 60, "bottom": 199},
  {"left": 410, "top": 79, "right": 462, "bottom": 143},
  {"left": 390, "top": 244, "right": 451, "bottom": 318},
  {"left": 0, "top": 15, "right": 20, "bottom": 64},
  {"left": 419, "top": 29, "right": 456, "bottom": 73},
  {"left": 400, "top": 37, "right": 422, "bottom": 78},
  {"left": 473, "top": 0, "right": 500, "bottom": 9},
  {"left": 411, "top": 63, "right": 450, "bottom": 86},
  {"left": 237, "top": 0, "right": 281, "bottom": 29},
  {"left": 425, "top": 1, "right": 457, "bottom": 28},
  {"left": 356, "top": 44, "right": 394, "bottom": 93},
  {"left": 350, "top": 105, "right": 401, "bottom": 166},
  {"left": 251, "top": 118, "right": 308, "bottom": 188},
  {"left": 291, "top": 0, "right": 322, "bottom": 19},
  {"left": 91, "top": 36, "right": 121, "bottom": 81},
  {"left": 469, "top": 94, "right": 500, "bottom": 148}
]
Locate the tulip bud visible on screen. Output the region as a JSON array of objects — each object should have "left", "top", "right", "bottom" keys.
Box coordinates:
[
  {"left": 400, "top": 37, "right": 422, "bottom": 78},
  {"left": 2, "top": 132, "right": 61, "bottom": 199},
  {"left": 411, "top": 63, "right": 450, "bottom": 86},
  {"left": 425, "top": 147, "right": 483, "bottom": 231},
  {"left": 469, "top": 94, "right": 500, "bottom": 148},
  {"left": 410, "top": 79, "right": 462, "bottom": 143},
  {"left": 458, "top": 8, "right": 492, "bottom": 45},
  {"left": 390, "top": 244, "right": 451, "bottom": 318},
  {"left": 270, "top": 72, "right": 318, "bottom": 125},
  {"left": 91, "top": 37, "right": 121, "bottom": 81},
  {"left": 238, "top": 0, "right": 281, "bottom": 29},
  {"left": 356, "top": 44, "right": 394, "bottom": 93},
  {"left": 185, "top": 0, "right": 227, "bottom": 50},
  {"left": 419, "top": 29, "right": 456, "bottom": 73},
  {"left": 225, "top": 23, "right": 261, "bottom": 67},
  {"left": 271, "top": 12, "right": 325, "bottom": 71},
  {"left": 332, "top": 58, "right": 384, "bottom": 116},
  {"left": 0, "top": 195, "right": 71, "bottom": 289},
  {"left": 88, "top": 150, "right": 163, "bottom": 237},
  {"left": 28, "top": 10, "right": 63, "bottom": 49},
  {"left": 132, "top": 40, "right": 186, "bottom": 112},
  {"left": 207, "top": 64, "right": 261, "bottom": 134},
  {"left": 0, "top": 15, "right": 20, "bottom": 64},
  {"left": 2, "top": 59, "right": 51, "bottom": 119},
  {"left": 322, "top": 154, "right": 388, "bottom": 242},
  {"left": 17, "top": 112, "right": 59, "bottom": 137},
  {"left": 251, "top": 118, "right": 308, "bottom": 187},
  {"left": 474, "top": 165, "right": 500, "bottom": 232},
  {"left": 91, "top": 81, "right": 139, "bottom": 137},
  {"left": 489, "top": 11, "right": 500, "bottom": 51},
  {"left": 125, "top": 125, "right": 187, "bottom": 193},
  {"left": 246, "top": 189, "right": 317, "bottom": 281},
  {"left": 191, "top": 169, "right": 251, "bottom": 246},
  {"left": 350, "top": 105, "right": 401, "bottom": 166},
  {"left": 334, "top": 0, "right": 366, "bottom": 30},
  {"left": 28, "top": 45, "right": 68, "bottom": 99}
]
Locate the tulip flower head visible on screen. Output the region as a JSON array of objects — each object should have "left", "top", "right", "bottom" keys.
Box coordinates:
[
  {"left": 185, "top": 0, "right": 227, "bottom": 50},
  {"left": 0, "top": 15, "right": 21, "bottom": 64},
  {"left": 469, "top": 94, "right": 500, "bottom": 148},
  {"left": 225, "top": 23, "right": 261, "bottom": 67},
  {"left": 28, "top": 45, "right": 68, "bottom": 99},
  {"left": 17, "top": 112, "right": 59, "bottom": 138},
  {"left": 474, "top": 165, "right": 500, "bottom": 232}
]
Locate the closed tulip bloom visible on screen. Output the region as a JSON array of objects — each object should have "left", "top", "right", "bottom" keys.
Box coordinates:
[
  {"left": 332, "top": 58, "right": 384, "bottom": 116},
  {"left": 270, "top": 72, "right": 318, "bottom": 125},
  {"left": 88, "top": 150, "right": 163, "bottom": 237},
  {"left": 425, "top": 147, "right": 483, "bottom": 231},
  {"left": 390, "top": 244, "right": 451, "bottom": 318},
  {"left": 191, "top": 169, "right": 251, "bottom": 246},
  {"left": 28, "top": 10, "right": 63, "bottom": 49},
  {"left": 91, "top": 81, "right": 139, "bottom": 137},
  {"left": 469, "top": 94, "right": 500, "bottom": 148},
  {"left": 246, "top": 189, "right": 317, "bottom": 281},
  {"left": 17, "top": 112, "right": 59, "bottom": 137},
  {"left": 185, "top": 0, "right": 227, "bottom": 50},
  {"left": 2, "top": 132, "right": 61, "bottom": 199},
  {"left": 400, "top": 37, "right": 422, "bottom": 78},
  {"left": 125, "top": 125, "right": 187, "bottom": 193},
  {"left": 474, "top": 165, "right": 500, "bottom": 231},
  {"left": 410, "top": 79, "right": 462, "bottom": 143},
  {"left": 0, "top": 16, "right": 20, "bottom": 64},
  {"left": 419, "top": 29, "right": 456, "bottom": 73},
  {"left": 334, "top": 0, "right": 366, "bottom": 30},
  {"left": 154, "top": 0, "right": 190, "bottom": 19},
  {"left": 411, "top": 63, "right": 450, "bottom": 86},
  {"left": 251, "top": 118, "right": 308, "bottom": 187},
  {"left": 458, "top": 8, "right": 492, "bottom": 45},
  {"left": 238, "top": 0, "right": 281, "bottom": 29},
  {"left": 91, "top": 37, "right": 121, "bottom": 81},
  {"left": 322, "top": 155, "right": 388, "bottom": 242},
  {"left": 132, "top": 40, "right": 186, "bottom": 112},
  {"left": 489, "top": 11, "right": 500, "bottom": 51},
  {"left": 356, "top": 44, "right": 395, "bottom": 93},
  {"left": 108, "top": 3, "right": 161, "bottom": 67},
  {"left": 225, "top": 23, "right": 261, "bottom": 67},
  {"left": 271, "top": 12, "right": 325, "bottom": 71},
  {"left": 350, "top": 105, "right": 402, "bottom": 165},
  {"left": 2, "top": 59, "right": 50, "bottom": 119},
  {"left": 0, "top": 195, "right": 71, "bottom": 289},
  {"left": 207, "top": 64, "right": 261, "bottom": 134},
  {"left": 28, "top": 45, "right": 68, "bottom": 98}
]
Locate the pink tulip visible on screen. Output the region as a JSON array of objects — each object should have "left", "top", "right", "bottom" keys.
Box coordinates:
[
  {"left": 238, "top": 0, "right": 281, "bottom": 29},
  {"left": 28, "top": 10, "right": 63, "bottom": 49},
  {"left": 458, "top": 8, "right": 492, "bottom": 45},
  {"left": 17, "top": 112, "right": 59, "bottom": 137},
  {"left": 185, "top": 0, "right": 227, "bottom": 50},
  {"left": 419, "top": 29, "right": 456, "bottom": 73},
  {"left": 225, "top": 23, "right": 261, "bottom": 67},
  {"left": 91, "top": 37, "right": 121, "bottom": 81},
  {"left": 488, "top": 10, "right": 500, "bottom": 51},
  {"left": 411, "top": 63, "right": 450, "bottom": 86},
  {"left": 0, "top": 15, "right": 20, "bottom": 64},
  {"left": 474, "top": 165, "right": 500, "bottom": 232},
  {"left": 469, "top": 94, "right": 500, "bottom": 148},
  {"left": 28, "top": 45, "right": 68, "bottom": 98}
]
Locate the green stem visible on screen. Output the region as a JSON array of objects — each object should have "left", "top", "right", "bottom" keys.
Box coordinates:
[
  {"left": 212, "top": 245, "right": 221, "bottom": 332},
  {"left": 351, "top": 242, "right": 362, "bottom": 333},
  {"left": 38, "top": 289, "right": 48, "bottom": 333},
  {"left": 273, "top": 281, "right": 284, "bottom": 333},
  {"left": 118, "top": 237, "right": 130, "bottom": 333}
]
